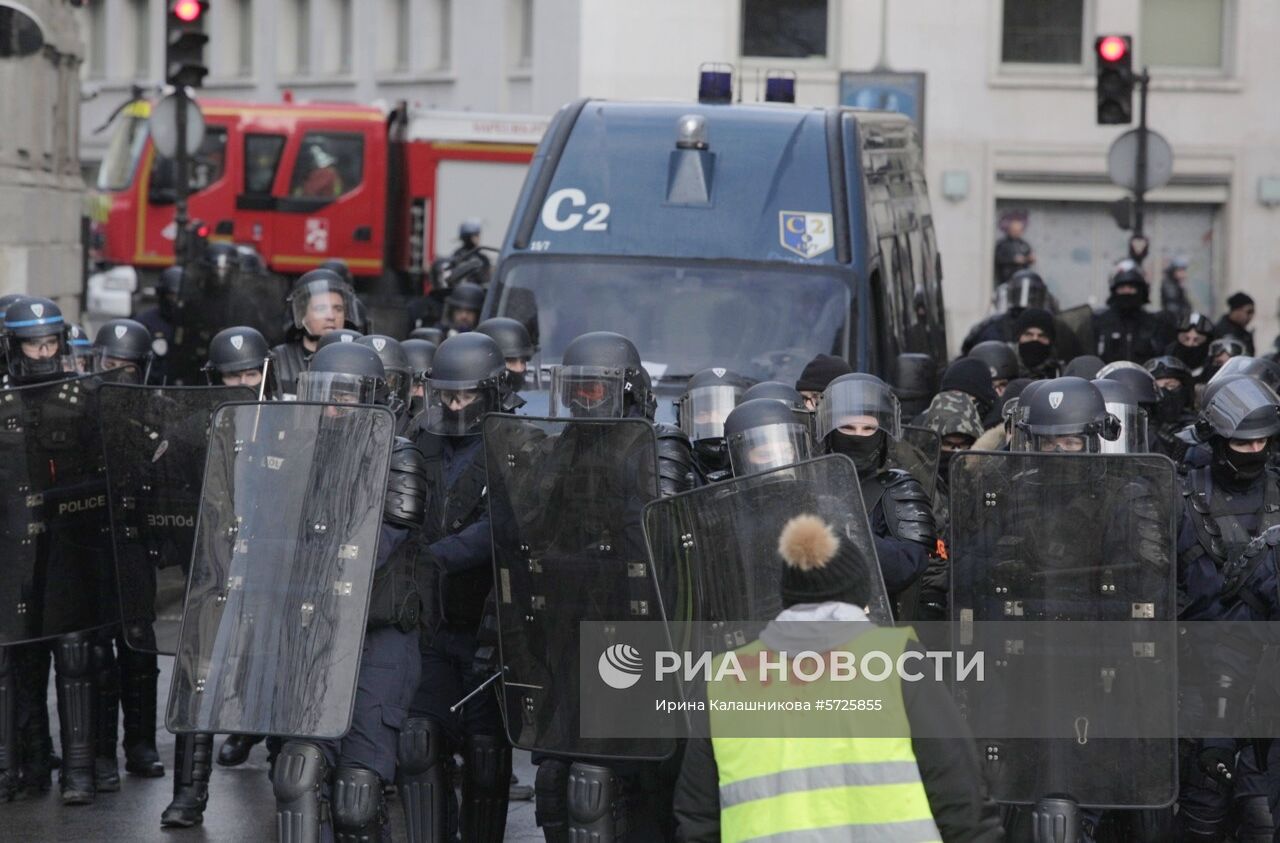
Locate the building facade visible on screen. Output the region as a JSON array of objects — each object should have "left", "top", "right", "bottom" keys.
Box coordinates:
[
  {"left": 1, "top": 0, "right": 85, "bottom": 309},
  {"left": 78, "top": 0, "right": 1280, "bottom": 350}
]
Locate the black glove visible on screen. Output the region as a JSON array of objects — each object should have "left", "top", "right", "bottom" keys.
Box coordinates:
[{"left": 1196, "top": 746, "right": 1236, "bottom": 787}]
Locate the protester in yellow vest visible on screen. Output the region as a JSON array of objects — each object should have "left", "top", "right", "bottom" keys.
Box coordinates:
[{"left": 672, "top": 514, "right": 1003, "bottom": 842}]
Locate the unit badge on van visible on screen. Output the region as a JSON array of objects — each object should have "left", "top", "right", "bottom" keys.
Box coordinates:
[{"left": 779, "top": 211, "right": 834, "bottom": 259}]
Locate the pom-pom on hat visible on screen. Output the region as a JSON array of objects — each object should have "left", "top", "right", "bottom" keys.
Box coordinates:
[{"left": 778, "top": 514, "right": 872, "bottom": 608}]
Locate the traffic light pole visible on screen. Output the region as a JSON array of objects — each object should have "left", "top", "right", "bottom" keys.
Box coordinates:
[
  {"left": 174, "top": 85, "right": 189, "bottom": 263},
  {"left": 1133, "top": 68, "right": 1151, "bottom": 237}
]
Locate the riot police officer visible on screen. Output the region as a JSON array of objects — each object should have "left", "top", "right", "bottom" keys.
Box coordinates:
[
  {"left": 357, "top": 335, "right": 414, "bottom": 430},
  {"left": 1145, "top": 356, "right": 1197, "bottom": 459},
  {"left": 272, "top": 343, "right": 425, "bottom": 842},
  {"left": 723, "top": 397, "right": 812, "bottom": 477},
  {"left": 401, "top": 339, "right": 435, "bottom": 419},
  {"left": 202, "top": 326, "right": 277, "bottom": 396},
  {"left": 403, "top": 332, "right": 514, "bottom": 842},
  {"left": 272, "top": 268, "right": 357, "bottom": 397},
  {"left": 1165, "top": 311, "right": 1215, "bottom": 374},
  {"left": 1174, "top": 375, "right": 1280, "bottom": 842},
  {"left": 967, "top": 339, "right": 1020, "bottom": 398},
  {"left": 435, "top": 281, "right": 485, "bottom": 337},
  {"left": 475, "top": 316, "right": 537, "bottom": 394},
  {"left": 92, "top": 318, "right": 154, "bottom": 382},
  {"left": 1092, "top": 261, "right": 1172, "bottom": 364},
  {"left": 1, "top": 297, "right": 98, "bottom": 804},
  {"left": 816, "top": 373, "right": 937, "bottom": 614},
  {"left": 678, "top": 368, "right": 750, "bottom": 483},
  {"left": 134, "top": 265, "right": 181, "bottom": 383},
  {"left": 410, "top": 326, "right": 446, "bottom": 346},
  {"left": 67, "top": 323, "right": 94, "bottom": 374}
]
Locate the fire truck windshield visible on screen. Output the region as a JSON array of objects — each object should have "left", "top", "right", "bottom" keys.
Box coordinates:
[
  {"left": 97, "top": 113, "right": 149, "bottom": 192},
  {"left": 492, "top": 256, "right": 850, "bottom": 385}
]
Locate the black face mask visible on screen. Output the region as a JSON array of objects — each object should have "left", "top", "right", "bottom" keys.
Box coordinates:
[
  {"left": 1154, "top": 387, "right": 1185, "bottom": 424},
  {"left": 1019, "top": 340, "right": 1052, "bottom": 369},
  {"left": 1110, "top": 292, "right": 1144, "bottom": 314},
  {"left": 1172, "top": 342, "right": 1209, "bottom": 370},
  {"left": 828, "top": 429, "right": 886, "bottom": 475},
  {"left": 1212, "top": 438, "right": 1272, "bottom": 487},
  {"left": 505, "top": 368, "right": 526, "bottom": 393},
  {"left": 693, "top": 438, "right": 730, "bottom": 473}
]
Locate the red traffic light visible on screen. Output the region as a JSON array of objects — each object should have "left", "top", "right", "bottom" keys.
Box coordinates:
[
  {"left": 1097, "top": 35, "right": 1128, "bottom": 63},
  {"left": 172, "top": 0, "right": 203, "bottom": 22}
]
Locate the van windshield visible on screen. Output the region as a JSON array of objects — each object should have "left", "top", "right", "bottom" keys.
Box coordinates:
[
  {"left": 493, "top": 257, "right": 850, "bottom": 384},
  {"left": 97, "top": 114, "right": 149, "bottom": 192}
]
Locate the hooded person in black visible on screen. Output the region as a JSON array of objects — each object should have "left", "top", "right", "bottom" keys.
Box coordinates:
[
  {"left": 1013, "top": 307, "right": 1062, "bottom": 379},
  {"left": 1092, "top": 262, "right": 1173, "bottom": 363}
]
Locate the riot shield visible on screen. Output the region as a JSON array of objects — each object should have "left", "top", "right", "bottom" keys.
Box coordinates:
[
  {"left": 949, "top": 451, "right": 1177, "bottom": 809},
  {"left": 166, "top": 402, "right": 395, "bottom": 739},
  {"left": 895, "top": 425, "right": 941, "bottom": 500},
  {"left": 1057, "top": 304, "right": 1095, "bottom": 357},
  {"left": 0, "top": 371, "right": 128, "bottom": 644},
  {"left": 167, "top": 267, "right": 288, "bottom": 385},
  {"left": 643, "top": 455, "right": 893, "bottom": 652},
  {"left": 99, "top": 383, "right": 254, "bottom": 654},
  {"left": 484, "top": 414, "right": 666, "bottom": 760}
]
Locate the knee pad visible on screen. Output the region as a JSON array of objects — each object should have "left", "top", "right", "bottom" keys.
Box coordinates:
[
  {"left": 54, "top": 634, "right": 92, "bottom": 678},
  {"left": 332, "top": 765, "right": 383, "bottom": 836},
  {"left": 568, "top": 762, "right": 621, "bottom": 838},
  {"left": 463, "top": 735, "right": 510, "bottom": 792},
  {"left": 272, "top": 741, "right": 328, "bottom": 804},
  {"left": 397, "top": 717, "right": 442, "bottom": 775},
  {"left": 534, "top": 758, "right": 570, "bottom": 829}
]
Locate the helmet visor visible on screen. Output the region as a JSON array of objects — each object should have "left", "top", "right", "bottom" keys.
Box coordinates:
[
  {"left": 1099, "top": 403, "right": 1148, "bottom": 454},
  {"left": 296, "top": 371, "right": 379, "bottom": 405},
  {"left": 423, "top": 384, "right": 498, "bottom": 435},
  {"left": 550, "top": 365, "right": 625, "bottom": 419},
  {"left": 816, "top": 380, "right": 902, "bottom": 441},
  {"left": 1203, "top": 378, "right": 1280, "bottom": 440},
  {"left": 727, "top": 423, "right": 811, "bottom": 477},
  {"left": 678, "top": 384, "right": 745, "bottom": 441},
  {"left": 291, "top": 279, "right": 356, "bottom": 332}
]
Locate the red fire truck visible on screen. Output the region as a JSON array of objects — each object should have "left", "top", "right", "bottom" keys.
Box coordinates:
[{"left": 88, "top": 96, "right": 547, "bottom": 313}]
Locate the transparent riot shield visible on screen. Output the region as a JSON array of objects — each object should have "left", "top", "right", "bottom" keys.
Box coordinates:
[
  {"left": 643, "top": 455, "right": 893, "bottom": 654},
  {"left": 0, "top": 371, "right": 128, "bottom": 644},
  {"left": 166, "top": 402, "right": 395, "bottom": 739},
  {"left": 949, "top": 451, "right": 1178, "bottom": 809},
  {"left": 168, "top": 267, "right": 288, "bottom": 385},
  {"left": 895, "top": 425, "right": 942, "bottom": 500},
  {"left": 484, "top": 415, "right": 667, "bottom": 760},
  {"left": 99, "top": 383, "right": 254, "bottom": 654}
]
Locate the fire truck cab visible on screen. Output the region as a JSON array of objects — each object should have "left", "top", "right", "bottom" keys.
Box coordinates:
[{"left": 89, "top": 97, "right": 547, "bottom": 319}]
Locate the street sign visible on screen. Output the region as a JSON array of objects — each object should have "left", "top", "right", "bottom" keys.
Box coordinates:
[
  {"left": 1107, "top": 129, "right": 1173, "bottom": 193},
  {"left": 150, "top": 92, "right": 206, "bottom": 159}
]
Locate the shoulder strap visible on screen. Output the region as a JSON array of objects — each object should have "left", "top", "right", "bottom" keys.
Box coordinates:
[{"left": 1183, "top": 465, "right": 1228, "bottom": 569}]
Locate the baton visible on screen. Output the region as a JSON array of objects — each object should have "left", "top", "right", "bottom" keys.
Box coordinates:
[{"left": 450, "top": 670, "right": 502, "bottom": 713}]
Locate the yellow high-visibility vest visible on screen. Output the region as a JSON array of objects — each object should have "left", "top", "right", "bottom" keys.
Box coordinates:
[{"left": 708, "top": 626, "right": 941, "bottom": 843}]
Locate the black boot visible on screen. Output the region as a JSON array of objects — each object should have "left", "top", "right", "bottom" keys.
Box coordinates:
[
  {"left": 118, "top": 628, "right": 163, "bottom": 777},
  {"left": 91, "top": 634, "right": 120, "bottom": 792},
  {"left": 161, "top": 732, "right": 212, "bottom": 827},
  {"left": 15, "top": 643, "right": 52, "bottom": 798},
  {"left": 54, "top": 633, "right": 96, "bottom": 805},
  {"left": 534, "top": 758, "right": 570, "bottom": 843},
  {"left": 217, "top": 732, "right": 264, "bottom": 767}
]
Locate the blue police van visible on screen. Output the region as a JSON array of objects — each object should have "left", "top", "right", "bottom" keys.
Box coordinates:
[{"left": 486, "top": 78, "right": 945, "bottom": 417}]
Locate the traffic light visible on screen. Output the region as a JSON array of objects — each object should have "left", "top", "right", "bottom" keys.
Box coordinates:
[
  {"left": 1095, "top": 35, "right": 1133, "bottom": 125},
  {"left": 166, "top": 0, "right": 208, "bottom": 89}
]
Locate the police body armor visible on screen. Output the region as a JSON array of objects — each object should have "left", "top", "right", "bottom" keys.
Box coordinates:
[{"left": 1181, "top": 465, "right": 1280, "bottom": 573}]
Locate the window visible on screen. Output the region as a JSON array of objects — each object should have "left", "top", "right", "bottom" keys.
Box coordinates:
[
  {"left": 131, "top": 0, "right": 150, "bottom": 77},
  {"left": 439, "top": 0, "right": 452, "bottom": 69},
  {"left": 512, "top": 0, "right": 533, "bottom": 68},
  {"left": 337, "top": 0, "right": 353, "bottom": 74},
  {"left": 278, "top": 0, "right": 310, "bottom": 75},
  {"left": 237, "top": 0, "right": 254, "bottom": 76},
  {"left": 148, "top": 128, "right": 229, "bottom": 201},
  {"left": 1140, "top": 0, "right": 1226, "bottom": 69},
  {"left": 86, "top": 1, "right": 107, "bottom": 78},
  {"left": 96, "top": 114, "right": 148, "bottom": 191},
  {"left": 244, "top": 134, "right": 286, "bottom": 195},
  {"left": 1001, "top": 0, "right": 1085, "bottom": 65},
  {"left": 289, "top": 133, "right": 364, "bottom": 200},
  {"left": 741, "top": 0, "right": 828, "bottom": 59},
  {"left": 377, "top": 0, "right": 411, "bottom": 73}
]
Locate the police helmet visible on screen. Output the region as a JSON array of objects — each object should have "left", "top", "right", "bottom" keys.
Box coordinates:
[
  {"left": 1015, "top": 377, "right": 1120, "bottom": 453},
  {"left": 4, "top": 296, "right": 67, "bottom": 381},
  {"left": 410, "top": 327, "right": 446, "bottom": 345},
  {"left": 1178, "top": 311, "right": 1214, "bottom": 337},
  {"left": 358, "top": 335, "right": 412, "bottom": 420},
  {"left": 1092, "top": 378, "right": 1148, "bottom": 454},
  {"left": 0, "top": 293, "right": 26, "bottom": 320},
  {"left": 725, "top": 397, "right": 812, "bottom": 477},
  {"left": 422, "top": 333, "right": 507, "bottom": 435},
  {"left": 316, "top": 328, "right": 364, "bottom": 350},
  {"left": 1098, "top": 362, "right": 1160, "bottom": 405},
  {"left": 203, "top": 242, "right": 240, "bottom": 285},
  {"left": 296, "top": 341, "right": 387, "bottom": 406},
  {"left": 1145, "top": 355, "right": 1193, "bottom": 388},
  {"left": 1208, "top": 337, "right": 1247, "bottom": 362},
  {"left": 995, "top": 270, "right": 1050, "bottom": 314},
  {"left": 816, "top": 373, "right": 902, "bottom": 442},
  {"left": 402, "top": 339, "right": 436, "bottom": 379},
  {"left": 93, "top": 318, "right": 153, "bottom": 378},
  {"left": 968, "top": 341, "right": 1020, "bottom": 383},
  {"left": 1209, "top": 356, "right": 1280, "bottom": 393},
  {"left": 678, "top": 367, "right": 750, "bottom": 443},
  {"left": 235, "top": 244, "right": 267, "bottom": 275},
  {"left": 476, "top": 317, "right": 536, "bottom": 360},
  {"left": 66, "top": 323, "right": 95, "bottom": 373},
  {"left": 287, "top": 268, "right": 356, "bottom": 334},
  {"left": 552, "top": 331, "right": 653, "bottom": 420},
  {"left": 319, "top": 258, "right": 354, "bottom": 285},
  {"left": 459, "top": 219, "right": 482, "bottom": 240},
  {"left": 1198, "top": 377, "right": 1280, "bottom": 442},
  {"left": 445, "top": 281, "right": 486, "bottom": 313}
]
